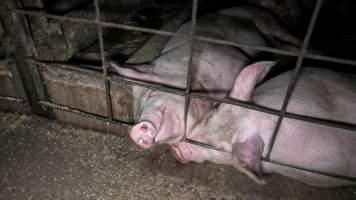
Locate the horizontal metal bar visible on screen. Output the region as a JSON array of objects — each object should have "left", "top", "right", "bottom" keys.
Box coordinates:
[
  {"left": 111, "top": 75, "right": 356, "bottom": 132},
  {"left": 35, "top": 99, "right": 356, "bottom": 183},
  {"left": 38, "top": 100, "right": 133, "bottom": 128},
  {"left": 261, "top": 158, "right": 356, "bottom": 183},
  {"left": 0, "top": 95, "right": 25, "bottom": 103},
  {"left": 304, "top": 53, "right": 356, "bottom": 66},
  {"left": 194, "top": 36, "right": 300, "bottom": 57},
  {"left": 36, "top": 60, "right": 356, "bottom": 133},
  {"left": 183, "top": 137, "right": 221, "bottom": 150},
  {"left": 12, "top": 8, "right": 356, "bottom": 67},
  {"left": 34, "top": 60, "right": 356, "bottom": 183},
  {"left": 11, "top": 9, "right": 183, "bottom": 38}
]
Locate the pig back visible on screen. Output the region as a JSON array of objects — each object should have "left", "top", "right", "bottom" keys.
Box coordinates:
[
  {"left": 252, "top": 67, "right": 356, "bottom": 180},
  {"left": 253, "top": 67, "right": 356, "bottom": 124}
]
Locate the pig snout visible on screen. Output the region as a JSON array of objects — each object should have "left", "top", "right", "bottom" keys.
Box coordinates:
[{"left": 130, "top": 121, "right": 157, "bottom": 149}]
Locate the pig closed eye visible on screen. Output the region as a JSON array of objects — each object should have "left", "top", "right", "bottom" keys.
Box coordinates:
[{"left": 143, "top": 90, "right": 155, "bottom": 99}]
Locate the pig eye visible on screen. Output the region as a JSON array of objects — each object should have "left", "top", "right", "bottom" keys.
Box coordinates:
[{"left": 143, "top": 90, "right": 155, "bottom": 99}]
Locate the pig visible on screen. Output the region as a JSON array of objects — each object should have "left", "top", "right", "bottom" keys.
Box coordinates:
[
  {"left": 173, "top": 61, "right": 356, "bottom": 187},
  {"left": 109, "top": 6, "right": 301, "bottom": 150}
]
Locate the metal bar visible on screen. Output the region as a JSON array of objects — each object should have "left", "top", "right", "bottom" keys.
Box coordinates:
[
  {"left": 12, "top": 9, "right": 183, "bottom": 37},
  {"left": 182, "top": 0, "right": 198, "bottom": 140},
  {"left": 38, "top": 101, "right": 132, "bottom": 128},
  {"left": 7, "top": 1, "right": 53, "bottom": 116},
  {"left": 265, "top": 0, "right": 323, "bottom": 160},
  {"left": 94, "top": 0, "right": 113, "bottom": 122},
  {"left": 185, "top": 138, "right": 221, "bottom": 150},
  {"left": 37, "top": 96, "right": 356, "bottom": 184},
  {"left": 12, "top": 8, "right": 356, "bottom": 67},
  {"left": 195, "top": 35, "right": 300, "bottom": 57},
  {"left": 260, "top": 158, "right": 356, "bottom": 183},
  {"left": 113, "top": 75, "right": 356, "bottom": 132},
  {"left": 37, "top": 59, "right": 356, "bottom": 133},
  {"left": 304, "top": 53, "right": 356, "bottom": 66},
  {"left": 0, "top": 95, "right": 25, "bottom": 103}
]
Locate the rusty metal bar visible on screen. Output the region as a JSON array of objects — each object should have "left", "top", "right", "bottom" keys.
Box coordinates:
[
  {"left": 182, "top": 0, "right": 198, "bottom": 141},
  {"left": 12, "top": 8, "right": 356, "bottom": 67},
  {"left": 94, "top": 0, "right": 113, "bottom": 122},
  {"left": 260, "top": 158, "right": 356, "bottom": 183},
  {"left": 37, "top": 59, "right": 356, "bottom": 133},
  {"left": 7, "top": 1, "right": 53, "bottom": 117},
  {"left": 304, "top": 53, "right": 356, "bottom": 66},
  {"left": 0, "top": 95, "right": 25, "bottom": 103},
  {"left": 265, "top": 0, "right": 323, "bottom": 160},
  {"left": 38, "top": 100, "right": 132, "bottom": 128}
]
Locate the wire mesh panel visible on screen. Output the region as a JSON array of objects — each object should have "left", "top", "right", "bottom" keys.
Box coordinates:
[{"left": 10, "top": 0, "right": 356, "bottom": 183}]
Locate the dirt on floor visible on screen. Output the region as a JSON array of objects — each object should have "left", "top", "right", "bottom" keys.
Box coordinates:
[{"left": 0, "top": 111, "right": 355, "bottom": 200}]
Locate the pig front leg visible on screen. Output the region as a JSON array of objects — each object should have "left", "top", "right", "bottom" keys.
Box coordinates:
[{"left": 170, "top": 142, "right": 232, "bottom": 165}]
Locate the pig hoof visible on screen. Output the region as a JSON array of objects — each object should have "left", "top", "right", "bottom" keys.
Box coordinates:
[
  {"left": 130, "top": 121, "right": 157, "bottom": 149},
  {"left": 170, "top": 145, "right": 187, "bottom": 163}
]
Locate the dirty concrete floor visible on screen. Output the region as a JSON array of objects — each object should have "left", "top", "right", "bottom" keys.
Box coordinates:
[{"left": 0, "top": 112, "right": 355, "bottom": 200}]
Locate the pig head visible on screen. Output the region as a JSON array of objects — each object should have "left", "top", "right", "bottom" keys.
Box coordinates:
[
  {"left": 182, "top": 61, "right": 356, "bottom": 187},
  {"left": 109, "top": 6, "right": 302, "bottom": 150}
]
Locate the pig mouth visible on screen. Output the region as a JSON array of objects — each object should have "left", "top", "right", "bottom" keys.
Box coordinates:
[{"left": 130, "top": 120, "right": 158, "bottom": 149}]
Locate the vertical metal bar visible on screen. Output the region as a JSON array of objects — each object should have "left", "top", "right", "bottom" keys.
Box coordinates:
[
  {"left": 6, "top": 0, "right": 53, "bottom": 116},
  {"left": 265, "top": 0, "right": 323, "bottom": 160},
  {"left": 182, "top": 0, "right": 198, "bottom": 140},
  {"left": 94, "top": 0, "right": 113, "bottom": 122}
]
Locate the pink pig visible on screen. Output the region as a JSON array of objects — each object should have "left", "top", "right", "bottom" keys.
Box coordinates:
[
  {"left": 110, "top": 6, "right": 301, "bottom": 150},
  {"left": 174, "top": 61, "right": 356, "bottom": 187}
]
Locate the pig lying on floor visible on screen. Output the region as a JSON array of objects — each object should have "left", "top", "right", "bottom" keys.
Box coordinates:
[
  {"left": 110, "top": 6, "right": 300, "bottom": 150},
  {"left": 174, "top": 61, "right": 356, "bottom": 187}
]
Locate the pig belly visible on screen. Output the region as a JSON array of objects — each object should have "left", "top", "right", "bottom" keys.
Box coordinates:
[{"left": 269, "top": 118, "right": 356, "bottom": 181}]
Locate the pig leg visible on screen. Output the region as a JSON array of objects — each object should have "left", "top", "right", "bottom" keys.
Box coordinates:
[
  {"left": 171, "top": 142, "right": 232, "bottom": 165},
  {"left": 109, "top": 61, "right": 186, "bottom": 89}
]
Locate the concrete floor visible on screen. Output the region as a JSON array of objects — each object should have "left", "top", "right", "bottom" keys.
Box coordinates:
[{"left": 0, "top": 111, "right": 355, "bottom": 200}]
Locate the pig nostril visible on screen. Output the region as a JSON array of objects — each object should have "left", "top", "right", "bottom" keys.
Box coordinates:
[{"left": 141, "top": 124, "right": 148, "bottom": 131}]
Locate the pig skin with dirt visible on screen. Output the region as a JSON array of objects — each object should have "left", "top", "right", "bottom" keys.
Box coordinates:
[
  {"left": 179, "top": 61, "right": 356, "bottom": 187},
  {"left": 110, "top": 7, "right": 301, "bottom": 151}
]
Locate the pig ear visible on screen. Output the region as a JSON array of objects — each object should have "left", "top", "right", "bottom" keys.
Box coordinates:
[
  {"left": 232, "top": 135, "right": 265, "bottom": 185},
  {"left": 229, "top": 61, "right": 276, "bottom": 101},
  {"left": 108, "top": 60, "right": 186, "bottom": 89}
]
